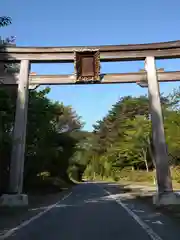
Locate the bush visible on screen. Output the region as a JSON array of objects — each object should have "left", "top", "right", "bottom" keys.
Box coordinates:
[
  {"left": 24, "top": 176, "right": 70, "bottom": 194},
  {"left": 113, "top": 176, "right": 120, "bottom": 182}
]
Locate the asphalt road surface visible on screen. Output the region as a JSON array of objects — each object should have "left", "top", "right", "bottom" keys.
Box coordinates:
[{"left": 4, "top": 182, "right": 180, "bottom": 240}]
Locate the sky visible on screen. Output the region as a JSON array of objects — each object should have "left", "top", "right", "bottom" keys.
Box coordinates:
[{"left": 1, "top": 0, "right": 180, "bottom": 131}]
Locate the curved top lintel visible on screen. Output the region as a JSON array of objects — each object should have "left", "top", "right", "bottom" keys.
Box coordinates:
[{"left": 1, "top": 40, "right": 180, "bottom": 53}]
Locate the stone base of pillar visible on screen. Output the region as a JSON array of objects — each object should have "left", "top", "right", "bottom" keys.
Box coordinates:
[
  {"left": 153, "top": 192, "right": 180, "bottom": 206},
  {"left": 0, "top": 194, "right": 28, "bottom": 207}
]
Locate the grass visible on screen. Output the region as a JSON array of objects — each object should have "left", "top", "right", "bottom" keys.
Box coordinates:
[{"left": 84, "top": 167, "right": 180, "bottom": 190}]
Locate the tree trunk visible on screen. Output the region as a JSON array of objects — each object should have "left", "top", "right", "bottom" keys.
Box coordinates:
[
  {"left": 142, "top": 148, "right": 149, "bottom": 172},
  {"left": 147, "top": 137, "right": 156, "bottom": 168}
]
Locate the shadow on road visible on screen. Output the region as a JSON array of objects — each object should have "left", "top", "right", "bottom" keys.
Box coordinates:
[
  {"left": 98, "top": 182, "right": 180, "bottom": 225},
  {"left": 0, "top": 190, "right": 71, "bottom": 237}
]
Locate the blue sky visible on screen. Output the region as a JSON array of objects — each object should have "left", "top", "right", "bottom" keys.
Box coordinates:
[{"left": 1, "top": 0, "right": 180, "bottom": 131}]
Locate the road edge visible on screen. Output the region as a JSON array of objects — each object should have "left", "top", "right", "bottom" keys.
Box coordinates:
[
  {"left": 0, "top": 190, "right": 72, "bottom": 239},
  {"left": 102, "top": 186, "right": 163, "bottom": 240}
]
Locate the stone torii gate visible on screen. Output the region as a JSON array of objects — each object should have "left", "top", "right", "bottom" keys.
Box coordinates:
[{"left": 1, "top": 40, "right": 180, "bottom": 206}]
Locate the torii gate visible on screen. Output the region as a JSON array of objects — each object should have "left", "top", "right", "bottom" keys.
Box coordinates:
[{"left": 1, "top": 40, "right": 180, "bottom": 206}]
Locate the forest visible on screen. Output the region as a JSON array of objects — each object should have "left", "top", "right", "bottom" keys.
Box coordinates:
[
  {"left": 76, "top": 91, "right": 180, "bottom": 184},
  {"left": 1, "top": 16, "right": 180, "bottom": 194}
]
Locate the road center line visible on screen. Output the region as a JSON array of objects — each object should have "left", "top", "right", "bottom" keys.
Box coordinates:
[
  {"left": 103, "top": 188, "right": 163, "bottom": 240},
  {"left": 0, "top": 191, "right": 72, "bottom": 240}
]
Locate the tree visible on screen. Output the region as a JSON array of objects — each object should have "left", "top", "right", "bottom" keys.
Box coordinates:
[
  {"left": 23, "top": 87, "right": 84, "bottom": 190},
  {"left": 0, "top": 16, "right": 12, "bottom": 27},
  {"left": 0, "top": 15, "right": 18, "bottom": 193}
]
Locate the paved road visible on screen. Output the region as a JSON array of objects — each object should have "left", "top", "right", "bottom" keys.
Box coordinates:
[{"left": 4, "top": 182, "right": 180, "bottom": 239}]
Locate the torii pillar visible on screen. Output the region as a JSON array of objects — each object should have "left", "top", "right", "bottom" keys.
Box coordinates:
[
  {"left": 145, "top": 56, "right": 179, "bottom": 205},
  {"left": 0, "top": 59, "right": 30, "bottom": 206}
]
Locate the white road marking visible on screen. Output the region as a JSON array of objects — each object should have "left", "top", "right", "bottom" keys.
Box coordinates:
[
  {"left": 103, "top": 188, "right": 163, "bottom": 240},
  {"left": 145, "top": 220, "right": 163, "bottom": 225},
  {"left": 147, "top": 213, "right": 161, "bottom": 218},
  {"left": 0, "top": 191, "right": 72, "bottom": 240},
  {"left": 152, "top": 221, "right": 163, "bottom": 225},
  {"left": 133, "top": 209, "right": 145, "bottom": 213}
]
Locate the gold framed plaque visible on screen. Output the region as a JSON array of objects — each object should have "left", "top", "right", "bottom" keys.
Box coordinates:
[{"left": 74, "top": 49, "right": 100, "bottom": 82}]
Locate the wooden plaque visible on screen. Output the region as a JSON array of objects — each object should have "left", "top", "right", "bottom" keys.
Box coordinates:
[{"left": 74, "top": 50, "right": 100, "bottom": 82}]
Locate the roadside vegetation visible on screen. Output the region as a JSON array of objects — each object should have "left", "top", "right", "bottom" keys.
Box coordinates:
[{"left": 73, "top": 91, "right": 180, "bottom": 188}]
